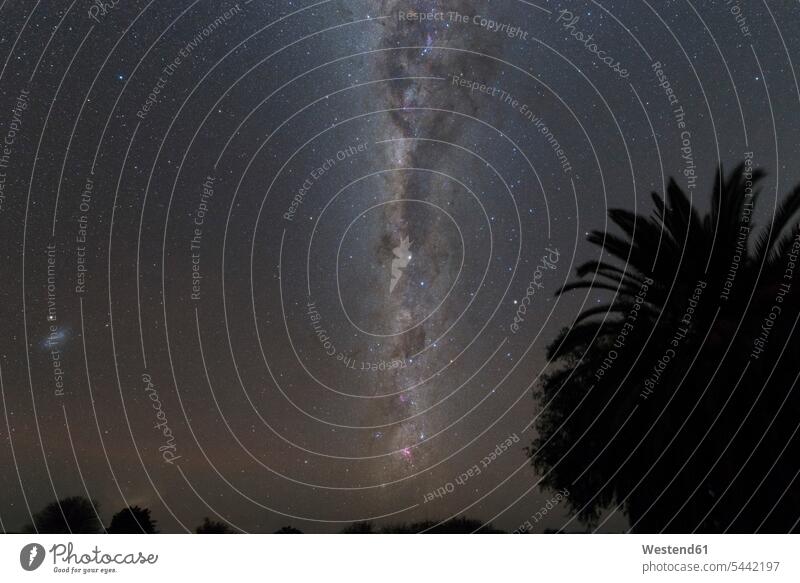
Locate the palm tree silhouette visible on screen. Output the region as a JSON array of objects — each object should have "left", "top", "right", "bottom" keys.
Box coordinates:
[
  {"left": 24, "top": 496, "right": 103, "bottom": 534},
  {"left": 529, "top": 165, "right": 800, "bottom": 532}
]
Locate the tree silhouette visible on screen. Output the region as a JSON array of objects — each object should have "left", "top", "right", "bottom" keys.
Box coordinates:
[
  {"left": 530, "top": 165, "right": 800, "bottom": 532},
  {"left": 406, "top": 516, "right": 503, "bottom": 533},
  {"left": 24, "top": 496, "right": 103, "bottom": 534},
  {"left": 274, "top": 526, "right": 303, "bottom": 533},
  {"left": 340, "top": 521, "right": 376, "bottom": 533},
  {"left": 195, "top": 517, "right": 234, "bottom": 533},
  {"left": 107, "top": 506, "right": 158, "bottom": 533},
  {"left": 340, "top": 517, "right": 503, "bottom": 533}
]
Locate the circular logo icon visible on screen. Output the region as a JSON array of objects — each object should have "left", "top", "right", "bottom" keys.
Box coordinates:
[{"left": 20, "top": 543, "right": 46, "bottom": 571}]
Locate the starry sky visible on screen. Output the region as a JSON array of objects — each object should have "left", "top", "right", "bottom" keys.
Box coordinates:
[{"left": 1, "top": 0, "right": 799, "bottom": 533}]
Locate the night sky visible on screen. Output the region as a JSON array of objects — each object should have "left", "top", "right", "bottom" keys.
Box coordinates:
[{"left": 1, "top": 0, "right": 799, "bottom": 533}]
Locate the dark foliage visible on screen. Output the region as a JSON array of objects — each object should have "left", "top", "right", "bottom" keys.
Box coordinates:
[
  {"left": 107, "top": 506, "right": 159, "bottom": 533},
  {"left": 530, "top": 165, "right": 800, "bottom": 532},
  {"left": 24, "top": 496, "right": 103, "bottom": 534},
  {"left": 195, "top": 517, "right": 235, "bottom": 534}
]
